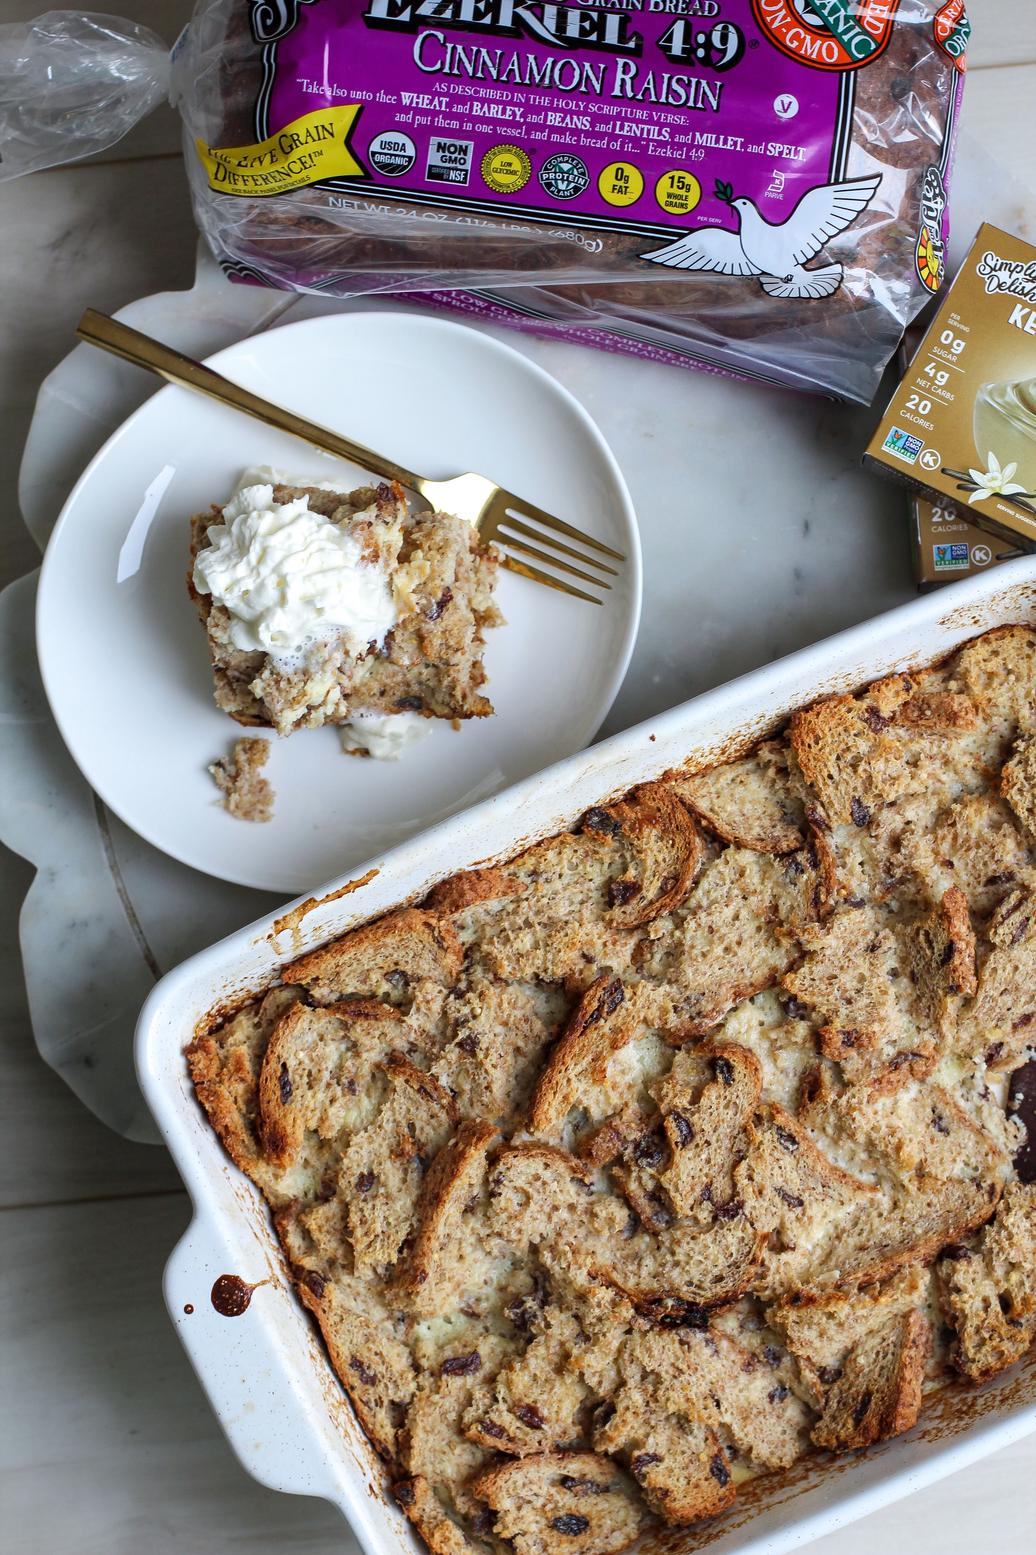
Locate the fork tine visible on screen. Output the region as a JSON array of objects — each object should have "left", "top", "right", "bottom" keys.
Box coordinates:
[
  {"left": 500, "top": 555, "right": 603, "bottom": 605},
  {"left": 501, "top": 498, "right": 625, "bottom": 561},
  {"left": 499, "top": 533, "right": 612, "bottom": 590},
  {"left": 498, "top": 514, "right": 619, "bottom": 577}
]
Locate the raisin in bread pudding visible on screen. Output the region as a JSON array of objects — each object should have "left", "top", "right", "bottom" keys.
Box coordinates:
[
  {"left": 189, "top": 475, "right": 501, "bottom": 741},
  {"left": 189, "top": 623, "right": 1036, "bottom": 1555}
]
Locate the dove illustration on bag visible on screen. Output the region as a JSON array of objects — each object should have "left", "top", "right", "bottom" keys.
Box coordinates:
[{"left": 642, "top": 174, "right": 883, "bottom": 301}]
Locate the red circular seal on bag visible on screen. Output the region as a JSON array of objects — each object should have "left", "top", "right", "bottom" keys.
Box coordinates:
[
  {"left": 751, "top": 0, "right": 900, "bottom": 71},
  {"left": 934, "top": 0, "right": 970, "bottom": 72}
]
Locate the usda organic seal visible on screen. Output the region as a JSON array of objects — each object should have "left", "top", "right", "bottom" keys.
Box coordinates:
[{"left": 368, "top": 131, "right": 416, "bottom": 178}]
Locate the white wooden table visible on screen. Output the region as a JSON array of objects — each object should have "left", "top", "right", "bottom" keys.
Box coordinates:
[{"left": 1, "top": 3, "right": 1034, "bottom": 1550}]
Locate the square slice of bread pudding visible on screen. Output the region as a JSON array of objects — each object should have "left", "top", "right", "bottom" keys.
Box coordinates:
[{"left": 189, "top": 479, "right": 501, "bottom": 737}]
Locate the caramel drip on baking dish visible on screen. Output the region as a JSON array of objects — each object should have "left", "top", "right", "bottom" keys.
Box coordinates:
[{"left": 210, "top": 1273, "right": 269, "bottom": 1316}]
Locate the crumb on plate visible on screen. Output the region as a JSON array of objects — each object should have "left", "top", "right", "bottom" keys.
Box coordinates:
[{"left": 209, "top": 737, "right": 274, "bottom": 823}]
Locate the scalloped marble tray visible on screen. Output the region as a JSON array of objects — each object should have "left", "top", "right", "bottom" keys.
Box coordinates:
[{"left": 5, "top": 133, "right": 1030, "bottom": 1142}]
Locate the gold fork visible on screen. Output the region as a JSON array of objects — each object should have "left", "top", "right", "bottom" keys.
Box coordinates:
[{"left": 76, "top": 309, "right": 624, "bottom": 605}]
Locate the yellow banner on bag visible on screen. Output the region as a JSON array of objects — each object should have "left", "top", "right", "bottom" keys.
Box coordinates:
[{"left": 196, "top": 106, "right": 365, "bottom": 197}]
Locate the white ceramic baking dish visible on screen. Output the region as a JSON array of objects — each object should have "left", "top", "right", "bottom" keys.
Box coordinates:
[{"left": 137, "top": 560, "right": 1036, "bottom": 1555}]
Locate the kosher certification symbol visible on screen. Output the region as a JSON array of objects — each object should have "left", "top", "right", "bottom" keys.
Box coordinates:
[
  {"left": 539, "top": 152, "right": 590, "bottom": 201},
  {"left": 367, "top": 131, "right": 416, "bottom": 178},
  {"left": 481, "top": 144, "right": 531, "bottom": 195}
]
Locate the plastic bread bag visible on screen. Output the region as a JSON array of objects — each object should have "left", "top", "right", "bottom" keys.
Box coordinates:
[
  {"left": 0, "top": 12, "right": 168, "bottom": 176},
  {"left": 2, "top": 4, "right": 971, "bottom": 404}
]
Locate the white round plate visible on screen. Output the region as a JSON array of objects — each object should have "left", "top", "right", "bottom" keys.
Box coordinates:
[{"left": 36, "top": 312, "right": 641, "bottom": 893}]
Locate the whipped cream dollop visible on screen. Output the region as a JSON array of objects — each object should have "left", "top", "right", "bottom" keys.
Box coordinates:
[
  {"left": 237, "top": 463, "right": 355, "bottom": 495},
  {"left": 193, "top": 482, "right": 396, "bottom": 666},
  {"left": 342, "top": 710, "right": 433, "bottom": 761}
]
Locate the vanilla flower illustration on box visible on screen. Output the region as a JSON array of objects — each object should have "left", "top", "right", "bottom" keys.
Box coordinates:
[
  {"left": 642, "top": 175, "right": 882, "bottom": 301},
  {"left": 942, "top": 447, "right": 1036, "bottom": 516},
  {"left": 963, "top": 452, "right": 1029, "bottom": 508}
]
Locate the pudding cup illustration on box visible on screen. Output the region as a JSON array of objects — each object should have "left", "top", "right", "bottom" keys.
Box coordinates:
[
  {"left": 969, "top": 380, "right": 1036, "bottom": 504},
  {"left": 939, "top": 376, "right": 1036, "bottom": 518},
  {"left": 867, "top": 224, "right": 1036, "bottom": 553}
]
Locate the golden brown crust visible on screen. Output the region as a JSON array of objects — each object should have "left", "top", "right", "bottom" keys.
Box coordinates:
[
  {"left": 276, "top": 1201, "right": 417, "bottom": 1460},
  {"left": 186, "top": 1033, "right": 259, "bottom": 1179},
  {"left": 669, "top": 740, "right": 805, "bottom": 855},
  {"left": 528, "top": 976, "right": 637, "bottom": 1134},
  {"left": 186, "top": 985, "right": 303, "bottom": 1197},
  {"left": 597, "top": 1215, "right": 765, "bottom": 1321},
  {"left": 911, "top": 886, "right": 977, "bottom": 1024},
  {"left": 425, "top": 868, "right": 521, "bottom": 915},
  {"left": 768, "top": 1267, "right": 927, "bottom": 1406},
  {"left": 256, "top": 997, "right": 406, "bottom": 1170},
  {"left": 608, "top": 1042, "right": 761, "bottom": 1229},
  {"left": 382, "top": 1054, "right": 462, "bottom": 1126},
  {"left": 392, "top": 1478, "right": 489, "bottom": 1555},
  {"left": 596, "top": 1393, "right": 735, "bottom": 1525},
  {"left": 257, "top": 998, "right": 315, "bottom": 1168},
  {"left": 582, "top": 783, "right": 704, "bottom": 928},
  {"left": 894, "top": 692, "right": 978, "bottom": 731},
  {"left": 471, "top": 1452, "right": 646, "bottom": 1555},
  {"left": 1001, "top": 736, "right": 1036, "bottom": 840},
  {"left": 939, "top": 1182, "right": 1036, "bottom": 1382},
  {"left": 637, "top": 845, "right": 816, "bottom": 1039},
  {"left": 788, "top": 675, "right": 984, "bottom": 828},
  {"left": 811, "top": 1309, "right": 929, "bottom": 1451},
  {"left": 286, "top": 908, "right": 463, "bottom": 1003},
  {"left": 393, "top": 1120, "right": 498, "bottom": 1314}
]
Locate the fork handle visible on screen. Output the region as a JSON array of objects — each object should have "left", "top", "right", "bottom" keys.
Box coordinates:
[{"left": 76, "top": 309, "right": 421, "bottom": 493}]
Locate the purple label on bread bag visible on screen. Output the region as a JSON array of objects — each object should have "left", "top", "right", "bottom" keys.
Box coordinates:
[
  {"left": 242, "top": 2, "right": 909, "bottom": 276},
  {"left": 206, "top": 3, "right": 968, "bottom": 396}
]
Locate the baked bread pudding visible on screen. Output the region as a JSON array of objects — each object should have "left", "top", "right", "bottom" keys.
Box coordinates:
[
  {"left": 189, "top": 476, "right": 501, "bottom": 742},
  {"left": 189, "top": 623, "right": 1036, "bottom": 1555},
  {"left": 208, "top": 737, "right": 274, "bottom": 823}
]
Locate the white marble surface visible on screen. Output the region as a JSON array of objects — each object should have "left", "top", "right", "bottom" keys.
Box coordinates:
[{"left": 1, "top": 2, "right": 1035, "bottom": 1550}]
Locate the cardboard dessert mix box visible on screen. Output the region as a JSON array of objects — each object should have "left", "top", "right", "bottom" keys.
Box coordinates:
[
  {"left": 911, "top": 494, "right": 1024, "bottom": 590},
  {"left": 896, "top": 330, "right": 1024, "bottom": 589},
  {"left": 867, "top": 223, "right": 1036, "bottom": 553}
]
